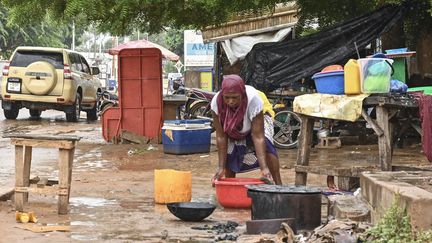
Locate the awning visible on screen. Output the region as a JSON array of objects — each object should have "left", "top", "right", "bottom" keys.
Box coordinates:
[
  {"left": 109, "top": 39, "right": 179, "bottom": 61},
  {"left": 201, "top": 4, "right": 298, "bottom": 43}
]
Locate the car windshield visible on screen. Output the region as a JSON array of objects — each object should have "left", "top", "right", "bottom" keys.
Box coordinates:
[{"left": 11, "top": 50, "right": 64, "bottom": 69}]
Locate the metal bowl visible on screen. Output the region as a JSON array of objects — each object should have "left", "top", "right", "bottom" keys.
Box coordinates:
[{"left": 167, "top": 202, "right": 216, "bottom": 222}]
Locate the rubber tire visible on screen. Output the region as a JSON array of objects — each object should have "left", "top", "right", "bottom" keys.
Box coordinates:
[
  {"left": 176, "top": 104, "right": 186, "bottom": 120},
  {"left": 4, "top": 104, "right": 19, "bottom": 120},
  {"left": 29, "top": 109, "right": 41, "bottom": 119},
  {"left": 188, "top": 101, "right": 214, "bottom": 132},
  {"left": 273, "top": 109, "right": 302, "bottom": 149},
  {"left": 99, "top": 102, "right": 115, "bottom": 115},
  {"left": 188, "top": 101, "right": 211, "bottom": 119},
  {"left": 66, "top": 93, "right": 81, "bottom": 122},
  {"left": 23, "top": 61, "right": 57, "bottom": 95},
  {"left": 86, "top": 104, "right": 98, "bottom": 121}
]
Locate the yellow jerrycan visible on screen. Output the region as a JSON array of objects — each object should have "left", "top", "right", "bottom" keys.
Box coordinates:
[
  {"left": 344, "top": 59, "right": 361, "bottom": 94},
  {"left": 154, "top": 169, "right": 192, "bottom": 204}
]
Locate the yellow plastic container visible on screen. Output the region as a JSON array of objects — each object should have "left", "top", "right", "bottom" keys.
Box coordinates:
[
  {"left": 344, "top": 59, "right": 361, "bottom": 94},
  {"left": 154, "top": 169, "right": 192, "bottom": 204}
]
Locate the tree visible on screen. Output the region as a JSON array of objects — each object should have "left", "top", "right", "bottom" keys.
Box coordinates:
[
  {"left": 62, "top": 23, "right": 86, "bottom": 50},
  {"left": 119, "top": 28, "right": 184, "bottom": 57},
  {"left": 165, "top": 28, "right": 185, "bottom": 57},
  {"left": 0, "top": 3, "right": 89, "bottom": 58},
  {"left": 0, "top": 0, "right": 288, "bottom": 35},
  {"left": 294, "top": 0, "right": 432, "bottom": 79},
  {"left": 3, "top": 1, "right": 430, "bottom": 76}
]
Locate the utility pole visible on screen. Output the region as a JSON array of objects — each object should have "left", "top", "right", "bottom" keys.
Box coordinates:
[
  {"left": 72, "top": 21, "right": 75, "bottom": 51},
  {"left": 99, "top": 34, "right": 103, "bottom": 54}
]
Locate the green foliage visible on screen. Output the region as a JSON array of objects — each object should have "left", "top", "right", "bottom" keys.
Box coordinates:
[
  {"left": 2, "top": 0, "right": 431, "bottom": 38},
  {"left": 293, "top": 0, "right": 432, "bottom": 53},
  {"left": 403, "top": 0, "right": 432, "bottom": 47},
  {"left": 0, "top": 6, "right": 60, "bottom": 57},
  {"left": 0, "top": 0, "right": 291, "bottom": 35},
  {"left": 0, "top": 2, "right": 89, "bottom": 58},
  {"left": 295, "top": 0, "right": 376, "bottom": 30},
  {"left": 120, "top": 27, "right": 183, "bottom": 58},
  {"left": 366, "top": 194, "right": 432, "bottom": 243},
  {"left": 164, "top": 61, "right": 179, "bottom": 74},
  {"left": 1, "top": 0, "right": 430, "bottom": 60},
  {"left": 165, "top": 28, "right": 185, "bottom": 57}
]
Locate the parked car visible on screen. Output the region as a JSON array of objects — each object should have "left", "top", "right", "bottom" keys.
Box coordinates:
[
  {"left": 1, "top": 46, "right": 101, "bottom": 121},
  {"left": 0, "top": 59, "right": 9, "bottom": 100}
]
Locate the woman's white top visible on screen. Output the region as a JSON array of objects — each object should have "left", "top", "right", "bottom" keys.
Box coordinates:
[{"left": 210, "top": 85, "right": 263, "bottom": 133}]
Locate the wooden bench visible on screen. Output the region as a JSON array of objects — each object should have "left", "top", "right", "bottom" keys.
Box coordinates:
[{"left": 4, "top": 134, "right": 81, "bottom": 214}]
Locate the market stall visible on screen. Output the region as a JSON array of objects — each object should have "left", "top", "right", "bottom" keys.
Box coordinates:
[{"left": 293, "top": 94, "right": 419, "bottom": 190}]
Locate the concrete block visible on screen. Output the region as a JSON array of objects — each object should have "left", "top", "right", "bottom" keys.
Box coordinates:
[
  {"left": 327, "top": 194, "right": 370, "bottom": 222},
  {"left": 361, "top": 171, "right": 432, "bottom": 230}
]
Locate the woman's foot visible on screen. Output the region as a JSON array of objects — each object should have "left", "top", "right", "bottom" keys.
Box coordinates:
[{"left": 327, "top": 176, "right": 337, "bottom": 189}]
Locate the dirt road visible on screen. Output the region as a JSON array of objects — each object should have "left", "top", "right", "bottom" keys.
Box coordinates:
[{"left": 0, "top": 109, "right": 428, "bottom": 242}]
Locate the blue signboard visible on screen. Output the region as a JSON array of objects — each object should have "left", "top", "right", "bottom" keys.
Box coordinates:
[{"left": 186, "top": 43, "right": 214, "bottom": 56}]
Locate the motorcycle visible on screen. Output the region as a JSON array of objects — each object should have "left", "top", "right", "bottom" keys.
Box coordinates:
[
  {"left": 171, "top": 77, "right": 186, "bottom": 95},
  {"left": 183, "top": 88, "right": 215, "bottom": 121},
  {"left": 97, "top": 90, "right": 118, "bottom": 116}
]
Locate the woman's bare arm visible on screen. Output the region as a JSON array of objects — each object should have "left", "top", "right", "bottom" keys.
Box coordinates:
[
  {"left": 251, "top": 112, "right": 272, "bottom": 179},
  {"left": 212, "top": 111, "right": 228, "bottom": 181}
]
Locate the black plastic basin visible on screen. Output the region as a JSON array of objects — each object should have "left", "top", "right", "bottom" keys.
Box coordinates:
[
  {"left": 246, "top": 184, "right": 322, "bottom": 230},
  {"left": 167, "top": 202, "right": 216, "bottom": 222}
]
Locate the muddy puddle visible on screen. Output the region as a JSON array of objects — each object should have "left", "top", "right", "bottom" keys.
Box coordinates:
[{"left": 70, "top": 197, "right": 117, "bottom": 208}]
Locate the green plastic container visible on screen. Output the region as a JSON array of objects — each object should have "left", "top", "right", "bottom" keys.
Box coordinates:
[{"left": 408, "top": 86, "right": 432, "bottom": 95}]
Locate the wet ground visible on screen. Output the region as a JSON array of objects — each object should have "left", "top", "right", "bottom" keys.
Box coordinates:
[{"left": 0, "top": 106, "right": 430, "bottom": 242}]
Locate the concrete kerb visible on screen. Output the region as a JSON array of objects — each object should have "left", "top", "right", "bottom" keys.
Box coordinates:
[{"left": 360, "top": 171, "right": 432, "bottom": 230}]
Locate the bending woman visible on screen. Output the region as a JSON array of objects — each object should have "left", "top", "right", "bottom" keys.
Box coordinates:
[{"left": 211, "top": 75, "right": 282, "bottom": 185}]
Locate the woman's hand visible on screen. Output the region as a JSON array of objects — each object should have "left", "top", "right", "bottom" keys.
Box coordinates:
[
  {"left": 260, "top": 167, "right": 274, "bottom": 184},
  {"left": 211, "top": 168, "right": 225, "bottom": 187}
]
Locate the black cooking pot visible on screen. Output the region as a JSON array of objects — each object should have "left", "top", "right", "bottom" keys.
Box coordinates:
[
  {"left": 167, "top": 202, "right": 216, "bottom": 222},
  {"left": 247, "top": 184, "right": 321, "bottom": 230}
]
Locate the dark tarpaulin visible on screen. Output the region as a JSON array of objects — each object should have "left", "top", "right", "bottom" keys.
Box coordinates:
[{"left": 240, "top": 4, "right": 406, "bottom": 93}]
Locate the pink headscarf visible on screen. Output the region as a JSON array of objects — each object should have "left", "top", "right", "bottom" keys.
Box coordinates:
[{"left": 216, "top": 75, "right": 248, "bottom": 140}]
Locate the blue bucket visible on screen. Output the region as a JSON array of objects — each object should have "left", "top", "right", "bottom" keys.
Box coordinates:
[{"left": 312, "top": 71, "right": 344, "bottom": 95}]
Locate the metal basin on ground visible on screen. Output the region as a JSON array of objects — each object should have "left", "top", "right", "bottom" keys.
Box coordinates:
[{"left": 167, "top": 202, "right": 216, "bottom": 222}]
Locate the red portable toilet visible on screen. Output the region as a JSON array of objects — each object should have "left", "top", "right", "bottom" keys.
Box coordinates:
[{"left": 102, "top": 48, "right": 163, "bottom": 143}]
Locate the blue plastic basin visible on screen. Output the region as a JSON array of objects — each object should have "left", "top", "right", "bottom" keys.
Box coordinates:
[{"left": 312, "top": 71, "right": 344, "bottom": 95}]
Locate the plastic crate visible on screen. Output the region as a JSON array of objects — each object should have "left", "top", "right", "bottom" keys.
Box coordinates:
[{"left": 162, "top": 119, "right": 211, "bottom": 154}]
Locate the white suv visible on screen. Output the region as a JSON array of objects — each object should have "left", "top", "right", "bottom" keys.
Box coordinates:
[{"left": 1, "top": 46, "right": 101, "bottom": 122}]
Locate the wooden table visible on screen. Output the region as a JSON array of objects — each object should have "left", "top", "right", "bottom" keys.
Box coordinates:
[
  {"left": 4, "top": 134, "right": 81, "bottom": 214},
  {"left": 294, "top": 94, "right": 418, "bottom": 190},
  {"left": 163, "top": 95, "right": 187, "bottom": 120}
]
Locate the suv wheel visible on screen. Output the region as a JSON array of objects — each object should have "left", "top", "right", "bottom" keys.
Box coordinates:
[
  {"left": 4, "top": 104, "right": 19, "bottom": 120},
  {"left": 66, "top": 93, "right": 81, "bottom": 122},
  {"left": 86, "top": 103, "right": 97, "bottom": 121},
  {"left": 29, "top": 109, "right": 42, "bottom": 119}
]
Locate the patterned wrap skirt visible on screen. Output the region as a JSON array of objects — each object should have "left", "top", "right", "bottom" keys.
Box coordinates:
[{"left": 226, "top": 114, "right": 278, "bottom": 173}]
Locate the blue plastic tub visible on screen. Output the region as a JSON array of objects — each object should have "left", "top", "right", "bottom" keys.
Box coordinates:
[
  {"left": 162, "top": 119, "right": 212, "bottom": 154},
  {"left": 312, "top": 71, "right": 344, "bottom": 95},
  {"left": 385, "top": 48, "right": 408, "bottom": 54}
]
